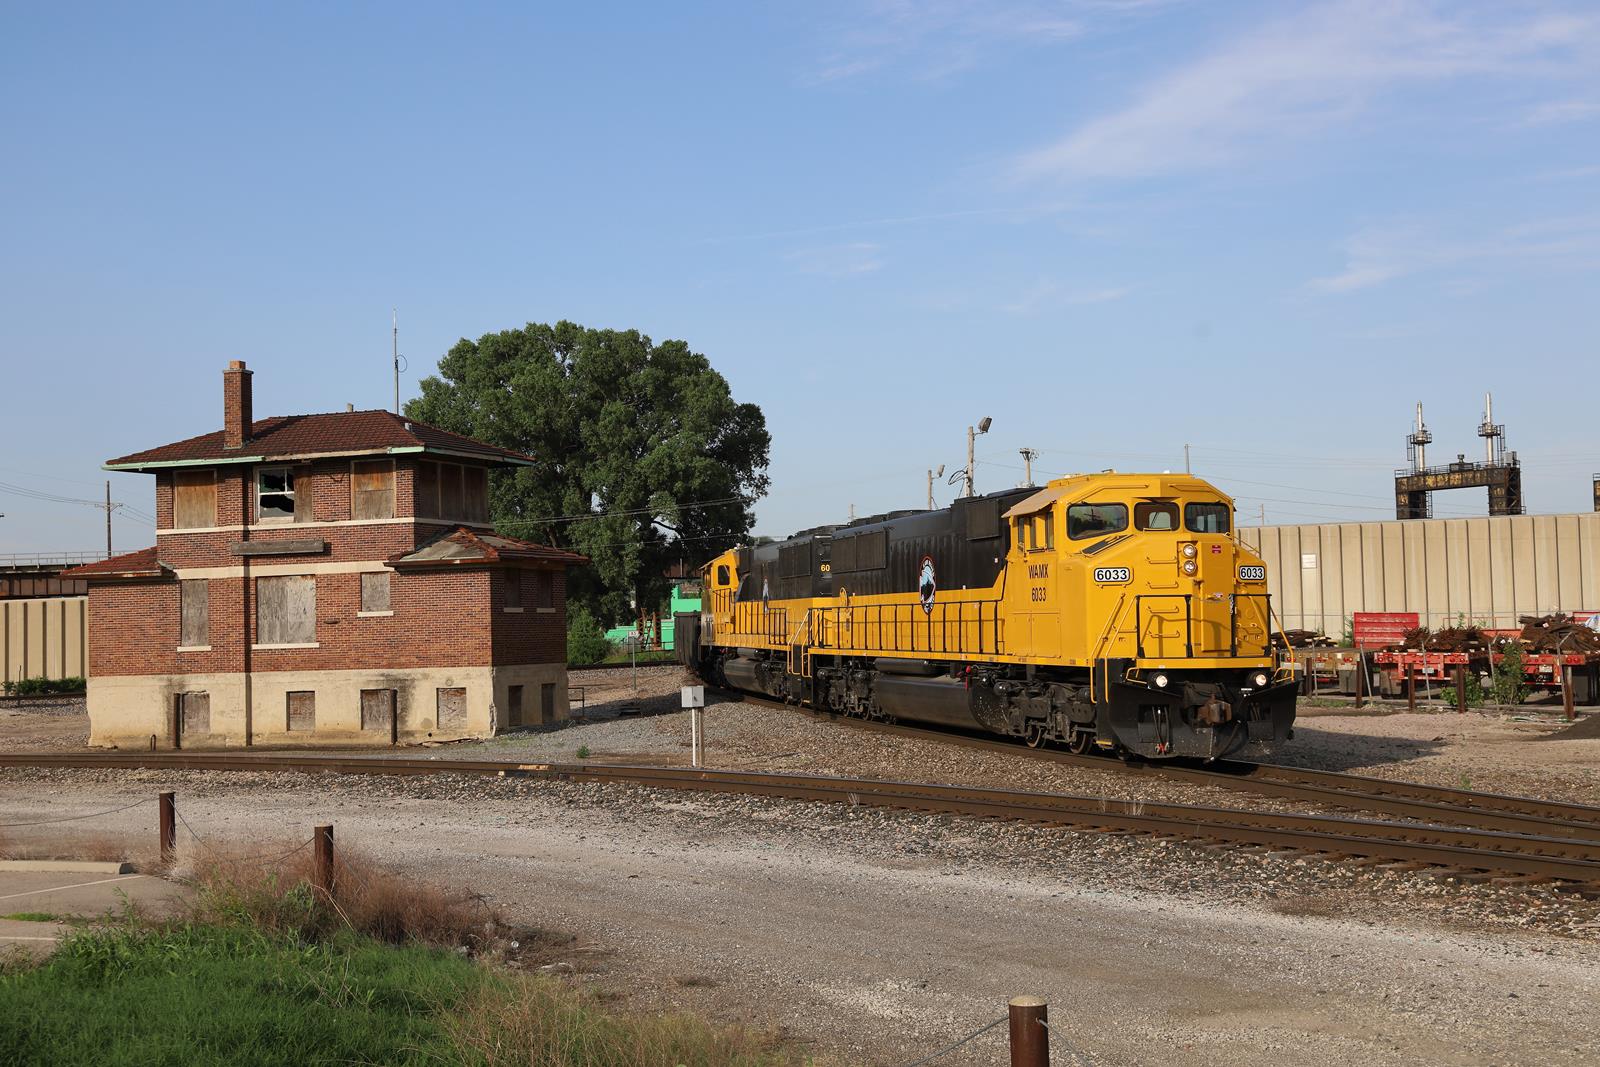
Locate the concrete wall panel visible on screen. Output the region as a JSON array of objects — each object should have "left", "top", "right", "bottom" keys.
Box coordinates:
[{"left": 1, "top": 597, "right": 87, "bottom": 685}]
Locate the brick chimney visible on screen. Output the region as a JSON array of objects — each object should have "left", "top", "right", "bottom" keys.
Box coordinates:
[{"left": 223, "top": 360, "right": 253, "bottom": 449}]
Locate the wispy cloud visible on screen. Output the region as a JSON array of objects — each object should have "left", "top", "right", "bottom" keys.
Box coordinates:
[
  {"left": 804, "top": 0, "right": 1168, "bottom": 85},
  {"left": 1311, "top": 213, "right": 1600, "bottom": 292},
  {"left": 1524, "top": 97, "right": 1600, "bottom": 125},
  {"left": 1003, "top": 279, "right": 1132, "bottom": 313},
  {"left": 1015, "top": 1, "right": 1600, "bottom": 181},
  {"left": 786, "top": 242, "right": 886, "bottom": 277}
]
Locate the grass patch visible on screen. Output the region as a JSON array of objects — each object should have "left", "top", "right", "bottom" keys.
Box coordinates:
[
  {"left": 1, "top": 913, "right": 59, "bottom": 923},
  {"left": 0, "top": 843, "right": 801, "bottom": 1066}
]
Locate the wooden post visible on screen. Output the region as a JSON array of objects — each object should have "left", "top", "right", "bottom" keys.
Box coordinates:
[
  {"left": 159, "top": 791, "right": 176, "bottom": 865},
  {"left": 1407, "top": 668, "right": 1416, "bottom": 712},
  {"left": 1353, "top": 653, "right": 1365, "bottom": 709},
  {"left": 1562, "top": 665, "right": 1575, "bottom": 721},
  {"left": 1455, "top": 670, "right": 1467, "bottom": 714},
  {"left": 1008, "top": 996, "right": 1048, "bottom": 1067},
  {"left": 313, "top": 824, "right": 334, "bottom": 896}
]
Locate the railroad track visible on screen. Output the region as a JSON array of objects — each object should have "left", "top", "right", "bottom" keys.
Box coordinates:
[
  {"left": 727, "top": 692, "right": 1600, "bottom": 842},
  {"left": 3, "top": 750, "right": 1598, "bottom": 887}
]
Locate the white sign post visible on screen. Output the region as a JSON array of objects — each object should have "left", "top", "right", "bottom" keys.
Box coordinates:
[{"left": 681, "top": 685, "right": 705, "bottom": 767}]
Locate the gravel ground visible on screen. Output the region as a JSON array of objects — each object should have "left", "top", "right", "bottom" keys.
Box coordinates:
[{"left": 2, "top": 766, "right": 1598, "bottom": 1066}]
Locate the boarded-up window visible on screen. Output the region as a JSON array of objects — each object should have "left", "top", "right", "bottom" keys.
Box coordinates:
[
  {"left": 361, "top": 689, "right": 396, "bottom": 734},
  {"left": 415, "top": 461, "right": 440, "bottom": 519},
  {"left": 360, "top": 572, "right": 391, "bottom": 613},
  {"left": 507, "top": 685, "right": 524, "bottom": 727},
  {"left": 173, "top": 470, "right": 216, "bottom": 529},
  {"left": 257, "top": 575, "right": 315, "bottom": 644},
  {"left": 540, "top": 683, "right": 556, "bottom": 725},
  {"left": 504, "top": 571, "right": 522, "bottom": 610},
  {"left": 436, "top": 687, "right": 466, "bottom": 730},
  {"left": 441, "top": 464, "right": 463, "bottom": 519},
  {"left": 351, "top": 460, "right": 395, "bottom": 520},
  {"left": 177, "top": 692, "right": 210, "bottom": 741},
  {"left": 534, "top": 569, "right": 554, "bottom": 609},
  {"left": 463, "top": 466, "right": 489, "bottom": 523},
  {"left": 180, "top": 579, "right": 209, "bottom": 647},
  {"left": 286, "top": 691, "right": 316, "bottom": 732}
]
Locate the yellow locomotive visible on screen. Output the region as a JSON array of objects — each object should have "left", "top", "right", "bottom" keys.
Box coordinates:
[{"left": 678, "top": 473, "right": 1298, "bottom": 760}]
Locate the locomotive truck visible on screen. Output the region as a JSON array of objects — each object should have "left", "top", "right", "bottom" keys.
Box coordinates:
[{"left": 678, "top": 473, "right": 1299, "bottom": 760}]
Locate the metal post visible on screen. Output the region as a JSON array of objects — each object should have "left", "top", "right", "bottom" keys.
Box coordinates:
[
  {"left": 1455, "top": 670, "right": 1467, "bottom": 714},
  {"left": 1407, "top": 668, "right": 1416, "bottom": 711},
  {"left": 965, "top": 425, "right": 976, "bottom": 498},
  {"left": 314, "top": 824, "right": 334, "bottom": 896},
  {"left": 159, "top": 791, "right": 176, "bottom": 865},
  {"left": 1353, "top": 652, "right": 1365, "bottom": 709},
  {"left": 1008, "top": 996, "right": 1048, "bottom": 1067}
]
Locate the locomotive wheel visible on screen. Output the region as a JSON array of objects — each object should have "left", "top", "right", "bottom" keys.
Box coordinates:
[
  {"left": 1024, "top": 723, "right": 1046, "bottom": 748},
  {"left": 1067, "top": 729, "right": 1093, "bottom": 754}
]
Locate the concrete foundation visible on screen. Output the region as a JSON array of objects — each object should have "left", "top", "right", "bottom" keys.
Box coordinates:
[{"left": 86, "top": 663, "right": 568, "bottom": 749}]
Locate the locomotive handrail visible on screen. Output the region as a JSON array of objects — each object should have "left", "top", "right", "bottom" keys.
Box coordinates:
[{"left": 1134, "top": 593, "right": 1273, "bottom": 660}]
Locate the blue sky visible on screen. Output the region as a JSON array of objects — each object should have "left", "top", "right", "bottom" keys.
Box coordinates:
[{"left": 3, "top": 0, "right": 1597, "bottom": 554}]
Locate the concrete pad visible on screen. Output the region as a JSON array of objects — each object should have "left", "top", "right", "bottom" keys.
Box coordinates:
[
  {"left": 0, "top": 916, "right": 68, "bottom": 960},
  {"left": 0, "top": 870, "right": 188, "bottom": 925},
  {"left": 0, "top": 860, "right": 134, "bottom": 874}
]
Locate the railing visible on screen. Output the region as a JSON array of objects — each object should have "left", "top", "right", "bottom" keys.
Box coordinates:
[
  {"left": 1133, "top": 593, "right": 1272, "bottom": 659},
  {"left": 0, "top": 551, "right": 107, "bottom": 569},
  {"left": 718, "top": 594, "right": 1005, "bottom": 658}
]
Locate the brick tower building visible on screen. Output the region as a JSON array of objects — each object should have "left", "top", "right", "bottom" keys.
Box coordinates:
[{"left": 67, "top": 361, "right": 586, "bottom": 749}]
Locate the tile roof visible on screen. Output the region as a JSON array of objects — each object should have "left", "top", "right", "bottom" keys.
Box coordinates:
[
  {"left": 61, "top": 546, "right": 167, "bottom": 580},
  {"left": 388, "top": 527, "right": 589, "bottom": 569},
  {"left": 105, "top": 410, "right": 535, "bottom": 470}
]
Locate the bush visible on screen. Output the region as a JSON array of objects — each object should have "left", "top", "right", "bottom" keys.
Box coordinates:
[
  {"left": 1, "top": 676, "right": 86, "bottom": 697},
  {"left": 566, "top": 605, "right": 613, "bottom": 666},
  {"left": 1490, "top": 642, "right": 1529, "bottom": 707}
]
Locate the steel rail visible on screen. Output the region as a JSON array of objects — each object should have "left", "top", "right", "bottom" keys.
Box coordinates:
[
  {"left": 2, "top": 750, "right": 1598, "bottom": 884},
  {"left": 735, "top": 693, "right": 1600, "bottom": 842}
]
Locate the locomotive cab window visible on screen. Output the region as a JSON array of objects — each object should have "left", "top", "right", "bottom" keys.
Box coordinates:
[
  {"left": 1185, "top": 502, "right": 1231, "bottom": 533},
  {"left": 1134, "top": 501, "right": 1179, "bottom": 531},
  {"left": 1023, "top": 512, "right": 1054, "bottom": 552},
  {"left": 715, "top": 564, "right": 731, "bottom": 586},
  {"left": 1067, "top": 502, "right": 1128, "bottom": 540}
]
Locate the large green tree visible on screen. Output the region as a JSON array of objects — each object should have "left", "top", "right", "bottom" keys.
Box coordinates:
[{"left": 405, "top": 321, "right": 770, "bottom": 623}]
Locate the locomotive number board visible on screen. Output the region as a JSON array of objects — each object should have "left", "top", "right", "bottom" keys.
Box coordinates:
[{"left": 1093, "top": 567, "right": 1132, "bottom": 584}]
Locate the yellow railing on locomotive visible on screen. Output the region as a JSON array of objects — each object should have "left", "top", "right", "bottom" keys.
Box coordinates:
[
  {"left": 1122, "top": 589, "right": 1272, "bottom": 661},
  {"left": 807, "top": 598, "right": 1006, "bottom": 658}
]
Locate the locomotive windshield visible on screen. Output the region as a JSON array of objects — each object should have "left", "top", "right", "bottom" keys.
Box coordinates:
[
  {"left": 1133, "top": 501, "right": 1178, "bottom": 531},
  {"left": 1067, "top": 502, "right": 1128, "bottom": 539},
  {"left": 1185, "top": 502, "right": 1231, "bottom": 533}
]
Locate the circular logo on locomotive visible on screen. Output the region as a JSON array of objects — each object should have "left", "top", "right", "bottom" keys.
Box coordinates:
[
  {"left": 918, "top": 555, "right": 936, "bottom": 615},
  {"left": 761, "top": 576, "right": 770, "bottom": 604}
]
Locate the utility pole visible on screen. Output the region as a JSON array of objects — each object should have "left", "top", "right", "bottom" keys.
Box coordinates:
[
  {"left": 964, "top": 417, "right": 992, "bottom": 497},
  {"left": 1019, "top": 448, "right": 1037, "bottom": 488},
  {"left": 1184, "top": 443, "right": 1191, "bottom": 474},
  {"left": 104, "top": 480, "right": 112, "bottom": 556},
  {"left": 926, "top": 464, "right": 944, "bottom": 510},
  {"left": 1259, "top": 503, "right": 1266, "bottom": 527}
]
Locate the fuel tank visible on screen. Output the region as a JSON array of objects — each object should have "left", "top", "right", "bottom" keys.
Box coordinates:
[{"left": 873, "top": 673, "right": 984, "bottom": 729}]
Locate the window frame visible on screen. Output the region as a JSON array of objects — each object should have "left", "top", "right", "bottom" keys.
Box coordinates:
[
  {"left": 1185, "top": 502, "right": 1232, "bottom": 534},
  {"left": 503, "top": 569, "right": 524, "bottom": 612},
  {"left": 255, "top": 574, "right": 317, "bottom": 647},
  {"left": 179, "top": 578, "right": 209, "bottom": 649},
  {"left": 1066, "top": 502, "right": 1130, "bottom": 541},
  {"left": 350, "top": 458, "right": 396, "bottom": 521},
  {"left": 172, "top": 469, "right": 217, "bottom": 530},
  {"left": 1133, "top": 500, "right": 1180, "bottom": 532},
  {"left": 359, "top": 571, "right": 392, "bottom": 615},
  {"left": 256, "top": 465, "right": 298, "bottom": 524}
]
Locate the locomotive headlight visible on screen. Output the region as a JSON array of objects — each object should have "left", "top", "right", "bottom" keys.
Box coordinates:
[
  {"left": 1152, "top": 672, "right": 1170, "bottom": 689},
  {"left": 1182, "top": 559, "right": 1198, "bottom": 576},
  {"left": 1181, "top": 544, "right": 1198, "bottom": 559},
  {"left": 1252, "top": 671, "right": 1270, "bottom": 689}
]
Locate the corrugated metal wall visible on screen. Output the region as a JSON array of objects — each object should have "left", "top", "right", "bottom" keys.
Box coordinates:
[
  {"left": 1, "top": 596, "right": 88, "bottom": 683},
  {"left": 1238, "top": 513, "right": 1600, "bottom": 635}
]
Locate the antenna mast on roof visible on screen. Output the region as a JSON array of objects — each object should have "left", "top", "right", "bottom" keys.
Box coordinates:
[{"left": 392, "top": 309, "right": 400, "bottom": 414}]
